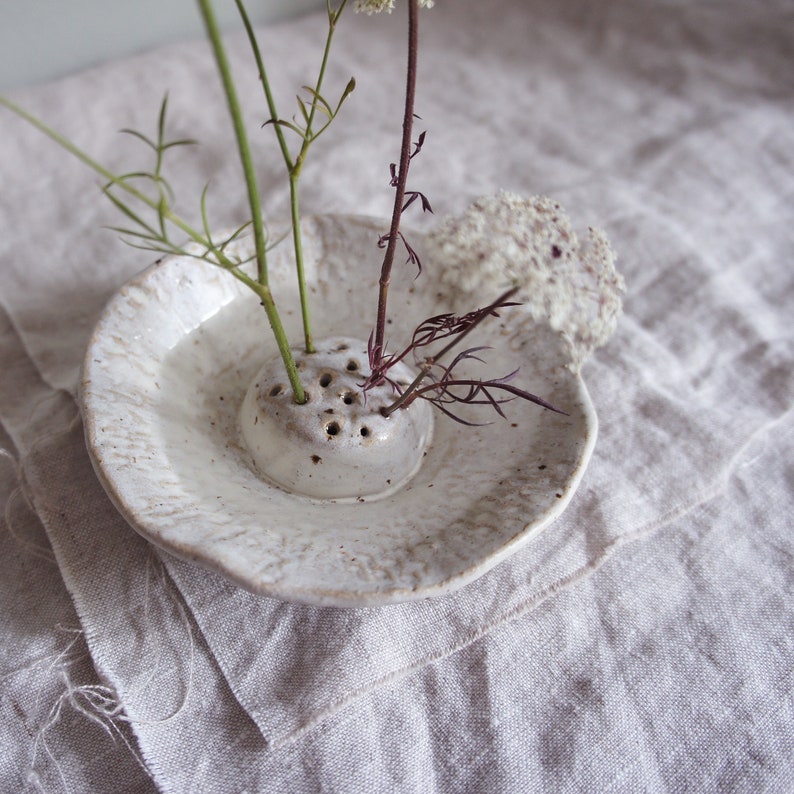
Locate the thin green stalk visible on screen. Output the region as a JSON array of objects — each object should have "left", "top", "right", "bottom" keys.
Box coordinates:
[
  {"left": 235, "top": 0, "right": 315, "bottom": 351},
  {"left": 0, "top": 96, "right": 271, "bottom": 283},
  {"left": 236, "top": 0, "right": 349, "bottom": 354},
  {"left": 0, "top": 95, "right": 206, "bottom": 249},
  {"left": 231, "top": 271, "right": 305, "bottom": 395},
  {"left": 1, "top": 96, "right": 266, "bottom": 289},
  {"left": 288, "top": 173, "right": 313, "bottom": 351},
  {"left": 197, "top": 0, "right": 268, "bottom": 285},
  {"left": 198, "top": 0, "right": 306, "bottom": 403},
  {"left": 0, "top": 89, "right": 305, "bottom": 402},
  {"left": 234, "top": 0, "right": 293, "bottom": 171},
  {"left": 286, "top": 1, "right": 348, "bottom": 353},
  {"left": 295, "top": 0, "right": 348, "bottom": 172}
]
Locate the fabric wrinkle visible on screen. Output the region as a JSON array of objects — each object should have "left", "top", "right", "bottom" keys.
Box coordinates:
[{"left": 1, "top": 0, "right": 792, "bottom": 789}]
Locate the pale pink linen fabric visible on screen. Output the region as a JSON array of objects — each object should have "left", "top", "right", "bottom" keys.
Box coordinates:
[{"left": 1, "top": 1, "right": 792, "bottom": 790}]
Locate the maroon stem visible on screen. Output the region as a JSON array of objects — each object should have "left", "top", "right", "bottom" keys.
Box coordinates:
[{"left": 372, "top": 0, "right": 419, "bottom": 368}]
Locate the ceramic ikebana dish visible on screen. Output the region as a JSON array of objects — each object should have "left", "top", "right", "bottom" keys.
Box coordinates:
[
  {"left": 3, "top": 0, "right": 623, "bottom": 605},
  {"left": 80, "top": 214, "right": 599, "bottom": 605}
]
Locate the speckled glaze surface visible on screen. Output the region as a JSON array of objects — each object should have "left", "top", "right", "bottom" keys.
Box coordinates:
[
  {"left": 239, "top": 337, "right": 434, "bottom": 500},
  {"left": 80, "top": 215, "right": 597, "bottom": 606}
]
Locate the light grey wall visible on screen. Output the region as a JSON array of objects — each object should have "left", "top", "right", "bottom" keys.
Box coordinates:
[{"left": 0, "top": 0, "right": 326, "bottom": 90}]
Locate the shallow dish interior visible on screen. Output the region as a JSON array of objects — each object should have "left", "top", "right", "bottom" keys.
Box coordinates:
[{"left": 81, "top": 215, "right": 597, "bottom": 606}]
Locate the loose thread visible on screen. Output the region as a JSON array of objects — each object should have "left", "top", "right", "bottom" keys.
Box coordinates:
[
  {"left": 12, "top": 401, "right": 197, "bottom": 728},
  {"left": 119, "top": 550, "right": 196, "bottom": 726},
  {"left": 30, "top": 634, "right": 151, "bottom": 791},
  {"left": 0, "top": 447, "right": 57, "bottom": 563}
]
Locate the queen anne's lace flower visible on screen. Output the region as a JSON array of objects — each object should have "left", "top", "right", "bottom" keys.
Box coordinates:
[
  {"left": 425, "top": 192, "right": 625, "bottom": 371},
  {"left": 354, "top": 0, "right": 434, "bottom": 14}
]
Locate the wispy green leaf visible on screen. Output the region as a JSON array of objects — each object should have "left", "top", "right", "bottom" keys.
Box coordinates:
[
  {"left": 157, "top": 94, "right": 169, "bottom": 148},
  {"left": 104, "top": 226, "right": 164, "bottom": 243},
  {"left": 102, "top": 188, "right": 159, "bottom": 237},
  {"left": 302, "top": 85, "right": 333, "bottom": 117},
  {"left": 199, "top": 183, "right": 213, "bottom": 242},
  {"left": 338, "top": 76, "right": 356, "bottom": 108},
  {"left": 296, "top": 95, "right": 311, "bottom": 126},
  {"left": 272, "top": 118, "right": 308, "bottom": 138},
  {"left": 161, "top": 138, "right": 199, "bottom": 150},
  {"left": 119, "top": 128, "right": 158, "bottom": 150}
]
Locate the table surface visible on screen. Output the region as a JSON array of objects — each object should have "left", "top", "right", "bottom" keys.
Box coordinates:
[{"left": 1, "top": 1, "right": 792, "bottom": 791}]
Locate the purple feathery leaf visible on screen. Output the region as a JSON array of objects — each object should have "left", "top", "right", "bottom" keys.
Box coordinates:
[
  {"left": 426, "top": 400, "right": 493, "bottom": 426},
  {"left": 401, "top": 192, "right": 420, "bottom": 212},
  {"left": 489, "top": 367, "right": 520, "bottom": 385},
  {"left": 366, "top": 328, "right": 381, "bottom": 372},
  {"left": 401, "top": 190, "right": 433, "bottom": 214},
  {"left": 368, "top": 285, "right": 565, "bottom": 422},
  {"left": 414, "top": 375, "right": 567, "bottom": 419},
  {"left": 446, "top": 346, "right": 492, "bottom": 368},
  {"left": 410, "top": 131, "right": 426, "bottom": 159}
]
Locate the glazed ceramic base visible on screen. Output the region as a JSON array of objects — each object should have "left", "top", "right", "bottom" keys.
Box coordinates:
[
  {"left": 239, "top": 337, "right": 433, "bottom": 500},
  {"left": 81, "top": 215, "right": 596, "bottom": 606}
]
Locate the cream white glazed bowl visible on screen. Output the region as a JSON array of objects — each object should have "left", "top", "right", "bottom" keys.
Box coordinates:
[{"left": 80, "top": 215, "right": 596, "bottom": 606}]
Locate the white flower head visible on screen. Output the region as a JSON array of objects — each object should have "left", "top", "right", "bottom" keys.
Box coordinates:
[
  {"left": 354, "top": 0, "right": 434, "bottom": 14},
  {"left": 425, "top": 192, "right": 625, "bottom": 371}
]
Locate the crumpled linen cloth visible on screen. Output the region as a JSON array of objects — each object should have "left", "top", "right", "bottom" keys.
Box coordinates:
[{"left": 2, "top": 0, "right": 793, "bottom": 791}]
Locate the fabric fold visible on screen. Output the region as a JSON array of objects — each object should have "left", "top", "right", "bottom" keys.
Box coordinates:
[{"left": 1, "top": 0, "right": 793, "bottom": 786}]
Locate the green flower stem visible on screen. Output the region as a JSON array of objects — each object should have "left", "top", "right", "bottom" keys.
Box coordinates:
[
  {"left": 296, "top": 0, "right": 348, "bottom": 168},
  {"left": 197, "top": 0, "right": 267, "bottom": 285},
  {"left": 1, "top": 69, "right": 309, "bottom": 406},
  {"left": 198, "top": 0, "right": 306, "bottom": 403},
  {"left": 287, "top": 3, "right": 348, "bottom": 354},
  {"left": 234, "top": 0, "right": 293, "bottom": 171},
  {"left": 237, "top": 0, "right": 349, "bottom": 355},
  {"left": 0, "top": 95, "right": 206, "bottom": 249},
  {"left": 232, "top": 270, "right": 305, "bottom": 398},
  {"left": 288, "top": 172, "right": 314, "bottom": 352},
  {"left": 235, "top": 1, "right": 316, "bottom": 351},
  {"left": 0, "top": 96, "right": 256, "bottom": 279}
]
